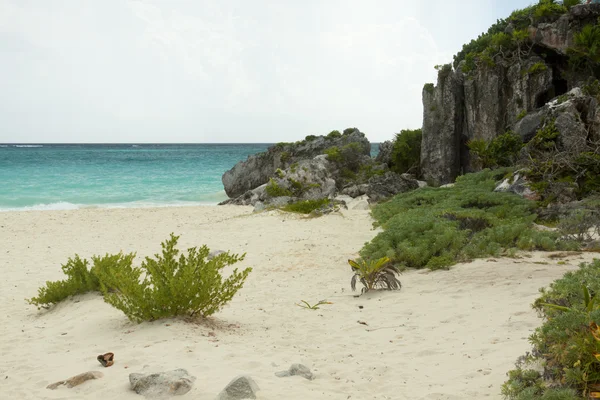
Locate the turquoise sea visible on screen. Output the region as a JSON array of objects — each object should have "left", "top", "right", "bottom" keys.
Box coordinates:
[{"left": 0, "top": 143, "right": 380, "bottom": 211}]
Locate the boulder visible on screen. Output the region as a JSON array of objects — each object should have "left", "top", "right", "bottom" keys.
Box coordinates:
[
  {"left": 129, "top": 369, "right": 195, "bottom": 397},
  {"left": 341, "top": 184, "right": 369, "bottom": 198},
  {"left": 275, "top": 363, "right": 314, "bottom": 380},
  {"left": 375, "top": 140, "right": 394, "bottom": 166},
  {"left": 222, "top": 129, "right": 370, "bottom": 198},
  {"left": 365, "top": 172, "right": 419, "bottom": 202},
  {"left": 494, "top": 172, "right": 539, "bottom": 201},
  {"left": 47, "top": 371, "right": 103, "bottom": 390},
  {"left": 216, "top": 375, "right": 259, "bottom": 400},
  {"left": 224, "top": 156, "right": 336, "bottom": 207}
]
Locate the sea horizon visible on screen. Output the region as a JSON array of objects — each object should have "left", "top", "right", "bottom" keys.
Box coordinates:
[{"left": 1, "top": 142, "right": 381, "bottom": 212}]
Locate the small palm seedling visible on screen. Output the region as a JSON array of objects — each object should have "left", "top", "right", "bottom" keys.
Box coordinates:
[
  {"left": 349, "top": 257, "right": 401, "bottom": 294},
  {"left": 296, "top": 300, "right": 333, "bottom": 310}
]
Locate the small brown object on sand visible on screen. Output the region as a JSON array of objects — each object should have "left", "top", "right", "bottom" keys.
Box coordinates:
[
  {"left": 97, "top": 352, "right": 114, "bottom": 367},
  {"left": 47, "top": 371, "right": 104, "bottom": 389}
]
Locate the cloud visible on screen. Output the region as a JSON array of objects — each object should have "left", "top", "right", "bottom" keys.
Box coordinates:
[{"left": 0, "top": 0, "right": 490, "bottom": 143}]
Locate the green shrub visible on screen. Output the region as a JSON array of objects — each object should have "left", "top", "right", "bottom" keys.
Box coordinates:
[
  {"left": 281, "top": 198, "right": 333, "bottom": 214},
  {"left": 265, "top": 178, "right": 292, "bottom": 197},
  {"left": 564, "top": 0, "right": 582, "bottom": 9},
  {"left": 533, "top": 260, "right": 600, "bottom": 316},
  {"left": 468, "top": 132, "right": 523, "bottom": 169},
  {"left": 305, "top": 135, "right": 318, "bottom": 142},
  {"left": 435, "top": 63, "right": 453, "bottom": 79},
  {"left": 453, "top": 2, "right": 569, "bottom": 72},
  {"left": 28, "top": 255, "right": 103, "bottom": 308},
  {"left": 583, "top": 79, "right": 600, "bottom": 98},
  {"left": 390, "top": 129, "right": 422, "bottom": 175},
  {"left": 95, "top": 234, "right": 251, "bottom": 322},
  {"left": 343, "top": 127, "right": 358, "bottom": 136},
  {"left": 423, "top": 83, "right": 434, "bottom": 94},
  {"left": 534, "top": 1, "right": 566, "bottom": 22},
  {"left": 324, "top": 146, "right": 342, "bottom": 163},
  {"left": 505, "top": 260, "right": 600, "bottom": 399},
  {"left": 568, "top": 22, "right": 600, "bottom": 72},
  {"left": 280, "top": 151, "right": 291, "bottom": 163},
  {"left": 326, "top": 130, "right": 341, "bottom": 139},
  {"left": 340, "top": 142, "right": 365, "bottom": 171},
  {"left": 558, "top": 209, "right": 599, "bottom": 242},
  {"left": 501, "top": 369, "right": 544, "bottom": 399},
  {"left": 517, "top": 110, "right": 528, "bottom": 121},
  {"left": 530, "top": 120, "right": 560, "bottom": 150},
  {"left": 524, "top": 62, "right": 548, "bottom": 76},
  {"left": 360, "top": 169, "right": 573, "bottom": 270}
]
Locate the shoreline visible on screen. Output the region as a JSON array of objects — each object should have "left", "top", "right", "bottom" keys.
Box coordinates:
[{"left": 1, "top": 206, "right": 598, "bottom": 399}]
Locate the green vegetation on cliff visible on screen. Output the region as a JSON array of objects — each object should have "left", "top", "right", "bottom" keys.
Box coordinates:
[{"left": 390, "top": 129, "right": 422, "bottom": 175}]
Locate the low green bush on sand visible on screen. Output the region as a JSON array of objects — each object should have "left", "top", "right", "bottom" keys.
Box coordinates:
[
  {"left": 27, "top": 254, "right": 127, "bottom": 309},
  {"left": 503, "top": 259, "right": 600, "bottom": 399},
  {"left": 281, "top": 198, "right": 333, "bottom": 214},
  {"left": 29, "top": 234, "right": 252, "bottom": 322},
  {"left": 360, "top": 168, "right": 578, "bottom": 270}
]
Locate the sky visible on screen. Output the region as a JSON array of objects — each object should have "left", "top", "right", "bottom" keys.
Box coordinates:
[{"left": 0, "top": 0, "right": 531, "bottom": 143}]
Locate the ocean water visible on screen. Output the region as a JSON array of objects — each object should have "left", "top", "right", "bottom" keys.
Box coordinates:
[{"left": 1, "top": 143, "right": 381, "bottom": 211}]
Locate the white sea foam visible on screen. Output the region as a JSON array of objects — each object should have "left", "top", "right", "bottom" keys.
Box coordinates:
[
  {"left": 13, "top": 145, "right": 44, "bottom": 148},
  {"left": 0, "top": 198, "right": 227, "bottom": 212}
]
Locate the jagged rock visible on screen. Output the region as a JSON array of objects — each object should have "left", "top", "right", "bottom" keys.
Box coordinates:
[
  {"left": 216, "top": 375, "right": 259, "bottom": 400},
  {"left": 421, "top": 68, "right": 463, "bottom": 186},
  {"left": 365, "top": 172, "right": 419, "bottom": 202},
  {"left": 129, "top": 369, "right": 195, "bottom": 397},
  {"left": 513, "top": 108, "right": 547, "bottom": 142},
  {"left": 494, "top": 172, "right": 539, "bottom": 201},
  {"left": 375, "top": 140, "right": 394, "bottom": 166},
  {"left": 513, "top": 88, "right": 595, "bottom": 156},
  {"left": 47, "top": 371, "right": 103, "bottom": 390},
  {"left": 224, "top": 156, "right": 336, "bottom": 207},
  {"left": 529, "top": 15, "right": 572, "bottom": 53},
  {"left": 275, "top": 364, "right": 314, "bottom": 380},
  {"left": 420, "top": 7, "right": 600, "bottom": 184},
  {"left": 222, "top": 130, "right": 370, "bottom": 198},
  {"left": 341, "top": 184, "right": 369, "bottom": 198}
]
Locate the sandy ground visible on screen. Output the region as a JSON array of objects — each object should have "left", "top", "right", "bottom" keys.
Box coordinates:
[{"left": 0, "top": 206, "right": 598, "bottom": 399}]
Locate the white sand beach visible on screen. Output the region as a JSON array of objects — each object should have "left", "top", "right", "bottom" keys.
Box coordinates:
[{"left": 0, "top": 206, "right": 598, "bottom": 399}]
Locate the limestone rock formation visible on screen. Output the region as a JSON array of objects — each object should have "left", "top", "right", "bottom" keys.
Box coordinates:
[
  {"left": 222, "top": 129, "right": 370, "bottom": 198},
  {"left": 420, "top": 5, "right": 600, "bottom": 185}
]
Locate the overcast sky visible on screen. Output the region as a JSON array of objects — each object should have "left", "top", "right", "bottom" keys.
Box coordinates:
[{"left": 0, "top": 0, "right": 529, "bottom": 143}]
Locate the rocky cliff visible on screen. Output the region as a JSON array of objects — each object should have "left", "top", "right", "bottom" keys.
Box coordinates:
[
  {"left": 421, "top": 4, "right": 600, "bottom": 185},
  {"left": 222, "top": 129, "right": 370, "bottom": 198}
]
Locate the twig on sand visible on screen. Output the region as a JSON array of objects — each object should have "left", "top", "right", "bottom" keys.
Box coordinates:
[{"left": 365, "top": 324, "right": 405, "bottom": 332}]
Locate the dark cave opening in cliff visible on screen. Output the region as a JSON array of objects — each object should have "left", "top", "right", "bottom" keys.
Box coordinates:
[{"left": 532, "top": 45, "right": 570, "bottom": 108}]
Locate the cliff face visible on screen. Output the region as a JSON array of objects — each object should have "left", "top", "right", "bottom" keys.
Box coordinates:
[{"left": 421, "top": 4, "right": 600, "bottom": 185}]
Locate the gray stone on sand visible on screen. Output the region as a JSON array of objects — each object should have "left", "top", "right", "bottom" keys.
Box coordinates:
[
  {"left": 275, "top": 363, "right": 314, "bottom": 380},
  {"left": 129, "top": 369, "right": 195, "bottom": 397},
  {"left": 216, "top": 375, "right": 259, "bottom": 400}
]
